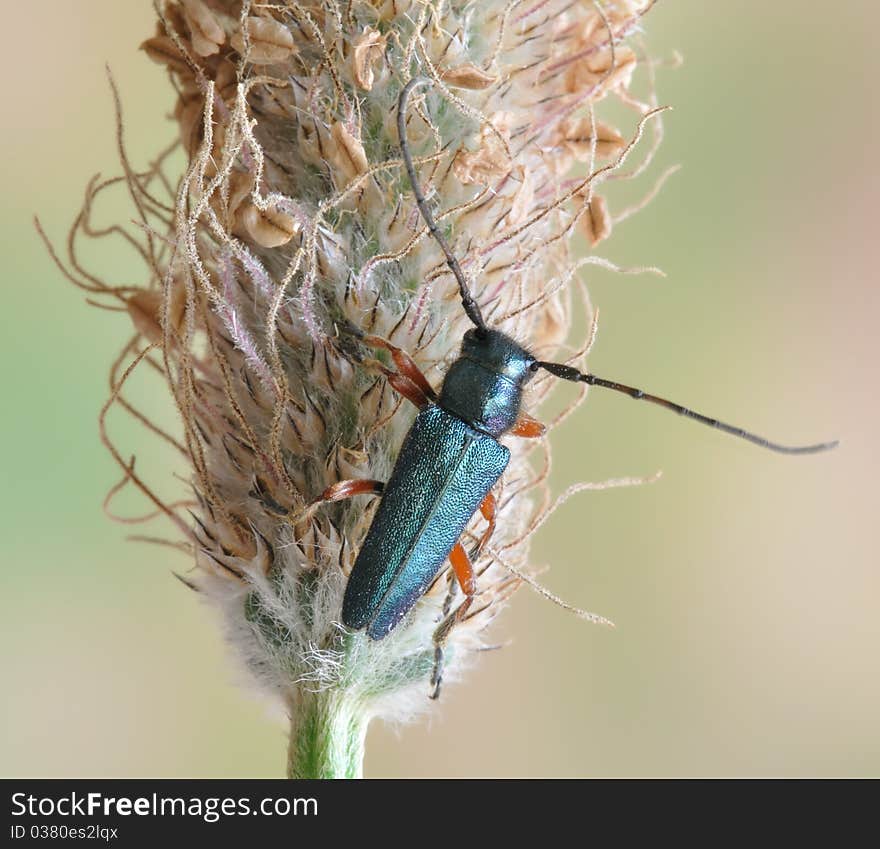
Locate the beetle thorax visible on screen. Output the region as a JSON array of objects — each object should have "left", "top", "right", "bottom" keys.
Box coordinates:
[{"left": 438, "top": 329, "right": 536, "bottom": 438}]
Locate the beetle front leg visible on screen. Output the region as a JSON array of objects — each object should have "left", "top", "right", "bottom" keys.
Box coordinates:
[
  {"left": 343, "top": 325, "right": 438, "bottom": 410},
  {"left": 370, "top": 363, "right": 434, "bottom": 410},
  {"left": 430, "top": 541, "right": 476, "bottom": 700},
  {"left": 361, "top": 334, "right": 438, "bottom": 405}
]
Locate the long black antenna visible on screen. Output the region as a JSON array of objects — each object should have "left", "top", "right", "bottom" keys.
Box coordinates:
[
  {"left": 397, "top": 77, "right": 487, "bottom": 332},
  {"left": 534, "top": 360, "right": 839, "bottom": 455}
]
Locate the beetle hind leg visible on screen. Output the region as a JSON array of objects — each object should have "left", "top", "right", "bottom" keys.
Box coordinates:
[
  {"left": 430, "top": 542, "right": 476, "bottom": 700},
  {"left": 429, "top": 646, "right": 446, "bottom": 701},
  {"left": 468, "top": 491, "right": 497, "bottom": 561}
]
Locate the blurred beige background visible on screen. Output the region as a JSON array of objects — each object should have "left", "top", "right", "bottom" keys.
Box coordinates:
[{"left": 1, "top": 2, "right": 877, "bottom": 776}]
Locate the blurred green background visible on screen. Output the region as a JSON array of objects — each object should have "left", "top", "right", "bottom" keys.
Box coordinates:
[{"left": 2, "top": 1, "right": 877, "bottom": 777}]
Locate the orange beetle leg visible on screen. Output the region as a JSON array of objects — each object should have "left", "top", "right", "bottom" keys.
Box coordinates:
[
  {"left": 448, "top": 540, "right": 476, "bottom": 600},
  {"left": 430, "top": 542, "right": 476, "bottom": 700},
  {"left": 382, "top": 367, "right": 433, "bottom": 410},
  {"left": 362, "top": 334, "right": 438, "bottom": 404},
  {"left": 469, "top": 491, "right": 497, "bottom": 560},
  {"left": 318, "top": 479, "right": 384, "bottom": 504}
]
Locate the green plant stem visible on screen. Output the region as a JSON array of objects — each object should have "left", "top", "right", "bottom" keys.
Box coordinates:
[{"left": 287, "top": 691, "right": 369, "bottom": 779}]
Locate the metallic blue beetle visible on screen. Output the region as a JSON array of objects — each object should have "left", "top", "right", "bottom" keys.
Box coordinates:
[
  {"left": 342, "top": 328, "right": 535, "bottom": 640},
  {"left": 320, "top": 78, "right": 837, "bottom": 694}
]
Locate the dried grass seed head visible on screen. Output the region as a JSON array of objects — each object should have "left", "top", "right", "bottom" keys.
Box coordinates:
[{"left": 55, "top": 0, "right": 665, "bottom": 732}]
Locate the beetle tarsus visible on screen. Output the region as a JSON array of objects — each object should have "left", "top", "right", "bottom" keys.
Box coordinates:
[{"left": 429, "top": 644, "right": 445, "bottom": 700}]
